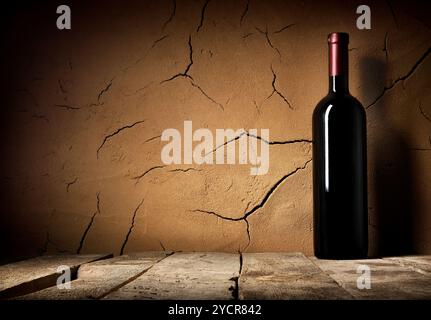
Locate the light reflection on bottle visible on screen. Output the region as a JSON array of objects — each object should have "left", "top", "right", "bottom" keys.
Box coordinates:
[{"left": 324, "top": 104, "right": 333, "bottom": 192}]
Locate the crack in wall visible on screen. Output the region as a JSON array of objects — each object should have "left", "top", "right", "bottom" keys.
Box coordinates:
[
  {"left": 192, "top": 158, "right": 312, "bottom": 221},
  {"left": 144, "top": 135, "right": 162, "bottom": 143},
  {"left": 191, "top": 158, "right": 312, "bottom": 247},
  {"left": 244, "top": 219, "right": 251, "bottom": 250},
  {"left": 253, "top": 100, "right": 261, "bottom": 115},
  {"left": 85, "top": 78, "right": 115, "bottom": 108},
  {"left": 366, "top": 46, "right": 431, "bottom": 109},
  {"left": 58, "top": 79, "right": 67, "bottom": 94},
  {"left": 133, "top": 166, "right": 203, "bottom": 185},
  {"left": 159, "top": 240, "right": 166, "bottom": 251},
  {"left": 204, "top": 131, "right": 247, "bottom": 156},
  {"left": 97, "top": 78, "right": 114, "bottom": 103},
  {"left": 161, "top": 35, "right": 194, "bottom": 83},
  {"left": 419, "top": 102, "right": 431, "bottom": 122},
  {"left": 41, "top": 230, "right": 51, "bottom": 254},
  {"left": 205, "top": 130, "right": 311, "bottom": 157},
  {"left": 54, "top": 104, "right": 80, "bottom": 110},
  {"left": 168, "top": 168, "right": 201, "bottom": 173},
  {"left": 248, "top": 132, "right": 312, "bottom": 145},
  {"left": 31, "top": 114, "right": 49, "bottom": 123},
  {"left": 132, "top": 165, "right": 166, "bottom": 185},
  {"left": 189, "top": 80, "right": 224, "bottom": 111},
  {"left": 383, "top": 32, "right": 389, "bottom": 62},
  {"left": 240, "top": 0, "right": 250, "bottom": 25},
  {"left": 255, "top": 26, "right": 281, "bottom": 58},
  {"left": 41, "top": 210, "right": 56, "bottom": 254},
  {"left": 268, "top": 65, "right": 293, "bottom": 109},
  {"left": 122, "top": 35, "right": 169, "bottom": 74},
  {"left": 151, "top": 35, "right": 170, "bottom": 49},
  {"left": 97, "top": 119, "right": 146, "bottom": 158},
  {"left": 243, "top": 201, "right": 252, "bottom": 214},
  {"left": 161, "top": 35, "right": 224, "bottom": 111},
  {"left": 88, "top": 102, "right": 104, "bottom": 108},
  {"left": 226, "top": 179, "right": 234, "bottom": 192},
  {"left": 410, "top": 148, "right": 431, "bottom": 151},
  {"left": 197, "top": 0, "right": 210, "bottom": 32},
  {"left": 273, "top": 23, "right": 296, "bottom": 34},
  {"left": 386, "top": 0, "right": 399, "bottom": 29},
  {"left": 120, "top": 82, "right": 154, "bottom": 98},
  {"left": 77, "top": 192, "right": 101, "bottom": 254},
  {"left": 66, "top": 177, "right": 78, "bottom": 192},
  {"left": 120, "top": 198, "right": 145, "bottom": 255},
  {"left": 162, "top": 0, "right": 176, "bottom": 30}
]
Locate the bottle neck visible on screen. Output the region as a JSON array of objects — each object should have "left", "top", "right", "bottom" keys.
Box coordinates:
[
  {"left": 328, "top": 41, "right": 349, "bottom": 94},
  {"left": 329, "top": 75, "right": 348, "bottom": 94}
]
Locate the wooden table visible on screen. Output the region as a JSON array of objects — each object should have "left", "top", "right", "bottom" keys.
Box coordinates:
[{"left": 1, "top": 252, "right": 431, "bottom": 300}]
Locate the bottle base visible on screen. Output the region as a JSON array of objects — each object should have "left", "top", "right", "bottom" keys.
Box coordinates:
[{"left": 314, "top": 251, "right": 368, "bottom": 260}]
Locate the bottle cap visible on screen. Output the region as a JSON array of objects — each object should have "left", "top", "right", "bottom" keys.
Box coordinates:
[{"left": 328, "top": 32, "right": 349, "bottom": 44}]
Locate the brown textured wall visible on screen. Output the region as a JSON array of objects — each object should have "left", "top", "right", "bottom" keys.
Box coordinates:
[{"left": 1, "top": 0, "right": 430, "bottom": 260}]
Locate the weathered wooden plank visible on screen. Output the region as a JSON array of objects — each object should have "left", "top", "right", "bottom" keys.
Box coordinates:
[
  {"left": 104, "top": 252, "right": 240, "bottom": 300},
  {"left": 18, "top": 252, "right": 170, "bottom": 300},
  {"left": 312, "top": 257, "right": 431, "bottom": 299},
  {"left": 0, "top": 254, "right": 111, "bottom": 299},
  {"left": 385, "top": 256, "right": 431, "bottom": 276},
  {"left": 239, "top": 253, "right": 351, "bottom": 299}
]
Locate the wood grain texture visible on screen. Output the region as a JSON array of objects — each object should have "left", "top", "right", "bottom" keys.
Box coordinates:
[
  {"left": 312, "top": 257, "right": 431, "bottom": 299},
  {"left": 385, "top": 256, "right": 431, "bottom": 275},
  {"left": 104, "top": 252, "right": 240, "bottom": 300},
  {"left": 0, "top": 254, "right": 111, "bottom": 299},
  {"left": 19, "top": 252, "right": 169, "bottom": 299},
  {"left": 2, "top": 253, "right": 431, "bottom": 300},
  {"left": 239, "top": 252, "right": 351, "bottom": 299}
]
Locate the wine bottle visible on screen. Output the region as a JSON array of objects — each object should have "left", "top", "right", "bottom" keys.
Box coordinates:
[{"left": 312, "top": 33, "right": 368, "bottom": 259}]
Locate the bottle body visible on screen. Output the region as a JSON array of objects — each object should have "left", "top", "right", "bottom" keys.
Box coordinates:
[
  {"left": 313, "top": 93, "right": 368, "bottom": 259},
  {"left": 313, "top": 33, "right": 368, "bottom": 259}
]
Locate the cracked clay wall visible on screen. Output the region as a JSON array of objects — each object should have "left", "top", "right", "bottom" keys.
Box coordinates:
[{"left": 1, "top": 0, "right": 430, "bottom": 260}]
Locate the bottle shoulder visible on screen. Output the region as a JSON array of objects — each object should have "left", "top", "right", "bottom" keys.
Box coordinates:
[{"left": 313, "top": 93, "right": 365, "bottom": 117}]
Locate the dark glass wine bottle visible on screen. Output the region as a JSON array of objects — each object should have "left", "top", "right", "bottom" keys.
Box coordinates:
[{"left": 312, "top": 33, "right": 368, "bottom": 259}]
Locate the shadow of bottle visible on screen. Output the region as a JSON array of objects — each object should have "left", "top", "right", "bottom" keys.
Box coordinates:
[{"left": 360, "top": 57, "right": 414, "bottom": 257}]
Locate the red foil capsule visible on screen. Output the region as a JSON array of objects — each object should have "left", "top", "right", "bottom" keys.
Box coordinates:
[{"left": 328, "top": 33, "right": 349, "bottom": 76}]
